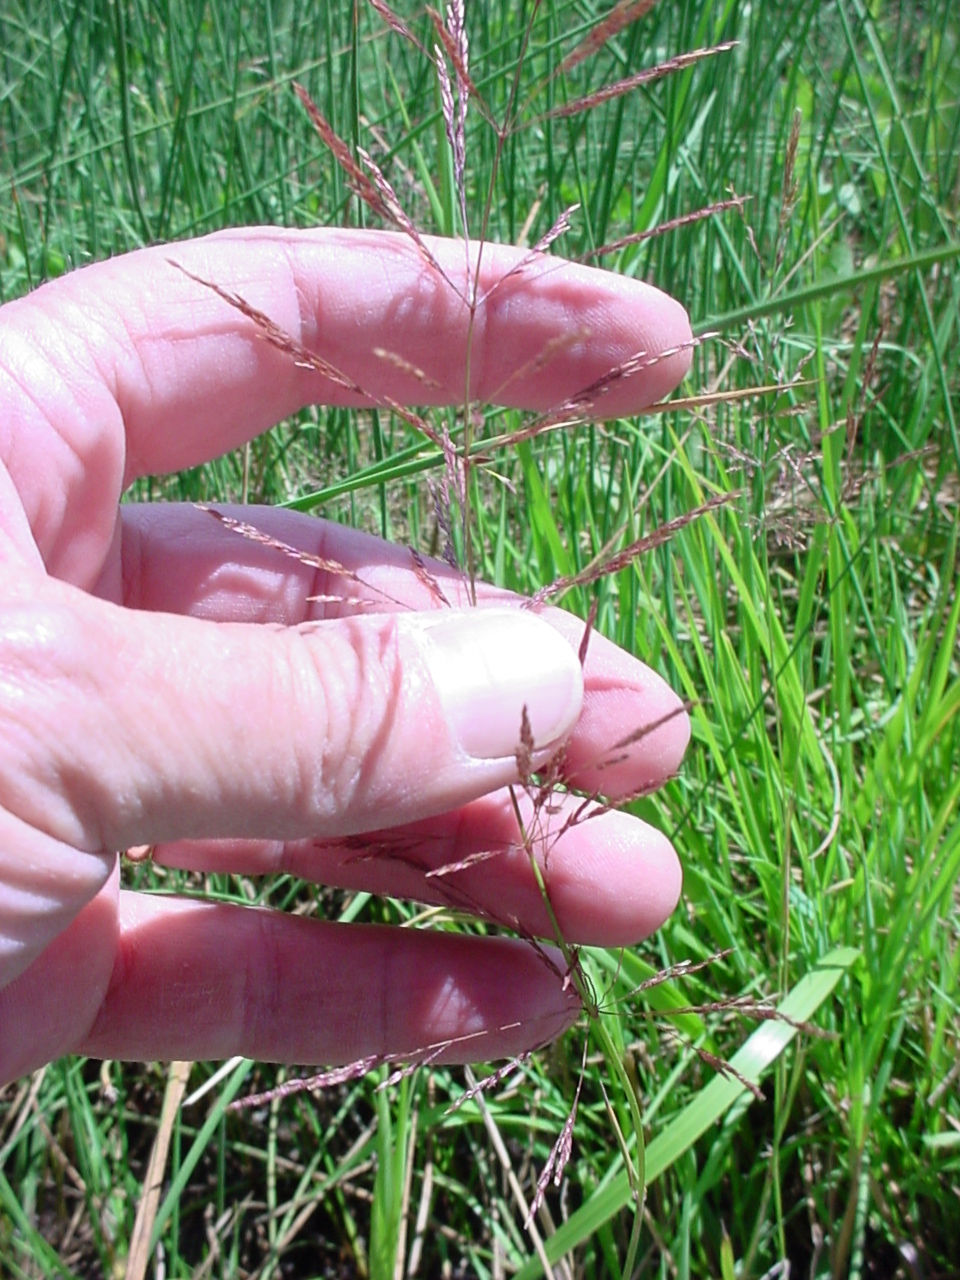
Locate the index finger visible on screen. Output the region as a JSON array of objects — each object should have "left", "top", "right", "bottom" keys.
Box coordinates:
[{"left": 8, "top": 227, "right": 693, "bottom": 490}]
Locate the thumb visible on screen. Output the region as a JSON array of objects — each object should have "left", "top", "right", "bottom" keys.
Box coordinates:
[{"left": 0, "top": 578, "right": 582, "bottom": 971}]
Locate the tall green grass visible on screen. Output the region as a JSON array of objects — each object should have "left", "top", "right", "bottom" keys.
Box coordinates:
[{"left": 1, "top": 1, "right": 958, "bottom": 1276}]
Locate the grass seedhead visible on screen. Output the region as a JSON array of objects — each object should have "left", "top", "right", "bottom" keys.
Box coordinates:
[
  {"left": 7, "top": 0, "right": 958, "bottom": 1273},
  {"left": 586, "top": 194, "right": 752, "bottom": 263},
  {"left": 525, "top": 1045, "right": 585, "bottom": 1230},
  {"left": 194, "top": 505, "right": 410, "bottom": 611},
  {"left": 536, "top": 42, "right": 738, "bottom": 124},
  {"left": 528, "top": 490, "right": 740, "bottom": 606},
  {"left": 775, "top": 107, "right": 803, "bottom": 270},
  {"left": 560, "top": 0, "right": 660, "bottom": 74},
  {"left": 365, "top": 0, "right": 426, "bottom": 55},
  {"left": 478, "top": 203, "right": 580, "bottom": 305},
  {"left": 294, "top": 81, "right": 457, "bottom": 289}
]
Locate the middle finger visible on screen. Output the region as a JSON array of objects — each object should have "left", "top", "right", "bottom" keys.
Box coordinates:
[{"left": 153, "top": 788, "right": 683, "bottom": 948}]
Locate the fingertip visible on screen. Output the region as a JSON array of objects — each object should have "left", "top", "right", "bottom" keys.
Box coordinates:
[
  {"left": 636, "top": 676, "right": 692, "bottom": 786},
  {"left": 461, "top": 938, "right": 581, "bottom": 1058},
  {"left": 599, "top": 822, "right": 684, "bottom": 945},
  {"left": 564, "top": 668, "right": 690, "bottom": 800},
  {"left": 630, "top": 283, "right": 695, "bottom": 407},
  {"left": 476, "top": 246, "right": 693, "bottom": 415},
  {"left": 642, "top": 824, "right": 684, "bottom": 932},
  {"left": 545, "top": 807, "right": 683, "bottom": 948}
]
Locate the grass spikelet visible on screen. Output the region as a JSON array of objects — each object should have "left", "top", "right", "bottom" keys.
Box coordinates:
[
  {"left": 426, "top": 3, "right": 488, "bottom": 127},
  {"left": 515, "top": 704, "right": 535, "bottom": 784},
  {"left": 355, "top": 146, "right": 448, "bottom": 278},
  {"left": 444, "top": 1054, "right": 531, "bottom": 1114},
  {"left": 577, "top": 598, "right": 599, "bottom": 668},
  {"left": 431, "top": 1, "right": 474, "bottom": 253},
  {"left": 586, "top": 195, "right": 751, "bottom": 261},
  {"left": 365, "top": 0, "right": 426, "bottom": 54},
  {"left": 486, "top": 333, "right": 710, "bottom": 454},
  {"left": 478, "top": 203, "right": 581, "bottom": 305},
  {"left": 775, "top": 106, "right": 803, "bottom": 269},
  {"left": 194, "top": 507, "right": 412, "bottom": 611},
  {"left": 194, "top": 507, "right": 360, "bottom": 584},
  {"left": 528, "top": 490, "right": 740, "bottom": 606},
  {"left": 294, "top": 82, "right": 453, "bottom": 285},
  {"left": 233, "top": 1057, "right": 380, "bottom": 1109},
  {"left": 553, "top": 333, "right": 708, "bottom": 414},
  {"left": 293, "top": 82, "right": 387, "bottom": 214},
  {"left": 629, "top": 951, "right": 735, "bottom": 995},
  {"left": 371, "top": 347, "right": 442, "bottom": 389},
  {"left": 524, "top": 1044, "right": 586, "bottom": 1229},
  {"left": 423, "top": 845, "right": 511, "bottom": 878},
  {"left": 408, "top": 547, "right": 452, "bottom": 607},
  {"left": 560, "top": 0, "right": 660, "bottom": 73},
  {"left": 688, "top": 1044, "right": 766, "bottom": 1102},
  {"left": 539, "top": 42, "right": 738, "bottom": 122}
]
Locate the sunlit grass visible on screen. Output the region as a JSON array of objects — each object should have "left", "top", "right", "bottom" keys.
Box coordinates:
[{"left": 1, "top": 0, "right": 958, "bottom": 1275}]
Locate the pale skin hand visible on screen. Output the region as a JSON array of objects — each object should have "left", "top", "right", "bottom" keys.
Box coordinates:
[{"left": 0, "top": 228, "right": 694, "bottom": 1086}]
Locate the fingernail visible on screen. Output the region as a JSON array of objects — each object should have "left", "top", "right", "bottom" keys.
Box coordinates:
[{"left": 409, "top": 608, "right": 583, "bottom": 762}]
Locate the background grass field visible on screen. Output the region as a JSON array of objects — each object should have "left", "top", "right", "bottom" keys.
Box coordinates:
[{"left": 2, "top": 1, "right": 959, "bottom": 1276}]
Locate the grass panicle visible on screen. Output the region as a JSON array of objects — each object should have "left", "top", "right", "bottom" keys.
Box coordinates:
[{"left": 2, "top": 0, "right": 958, "bottom": 1275}]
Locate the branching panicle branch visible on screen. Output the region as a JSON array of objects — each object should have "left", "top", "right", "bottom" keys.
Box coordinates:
[
  {"left": 539, "top": 43, "right": 738, "bottom": 122},
  {"left": 561, "top": 0, "right": 660, "bottom": 72}
]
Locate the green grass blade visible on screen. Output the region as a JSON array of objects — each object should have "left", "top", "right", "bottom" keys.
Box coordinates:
[
  {"left": 148, "top": 1058, "right": 254, "bottom": 1252},
  {"left": 514, "top": 948, "right": 859, "bottom": 1278}
]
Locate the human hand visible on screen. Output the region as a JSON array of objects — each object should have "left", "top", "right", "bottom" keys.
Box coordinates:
[{"left": 0, "top": 228, "right": 693, "bottom": 1086}]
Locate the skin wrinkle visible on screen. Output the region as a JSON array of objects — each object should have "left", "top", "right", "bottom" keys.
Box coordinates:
[
  {"left": 230, "top": 251, "right": 319, "bottom": 419},
  {"left": 89, "top": 511, "right": 122, "bottom": 607},
  {"left": 99, "top": 296, "right": 155, "bottom": 489},
  {"left": 358, "top": 621, "right": 407, "bottom": 810},
  {"left": 83, "top": 610, "right": 176, "bottom": 848},
  {"left": 0, "top": 356, "right": 74, "bottom": 565},
  {"left": 376, "top": 253, "right": 462, "bottom": 399},
  {"left": 140, "top": 526, "right": 273, "bottom": 624},
  {"left": 74, "top": 886, "right": 124, "bottom": 1043},
  {"left": 273, "top": 238, "right": 343, "bottom": 386},
  {"left": 299, "top": 617, "right": 408, "bottom": 825},
  {"left": 0, "top": 466, "right": 43, "bottom": 572},
  {"left": 0, "top": 600, "right": 101, "bottom": 847},
  {"left": 0, "top": 818, "right": 104, "bottom": 906},
  {"left": 285, "top": 251, "right": 315, "bottom": 356},
  {"left": 301, "top": 622, "right": 354, "bottom": 823},
  {"left": 10, "top": 595, "right": 168, "bottom": 850},
  {"left": 0, "top": 815, "right": 102, "bottom": 989},
  {"left": 57, "top": 285, "right": 128, "bottom": 412},
  {"left": 16, "top": 298, "right": 125, "bottom": 551}
]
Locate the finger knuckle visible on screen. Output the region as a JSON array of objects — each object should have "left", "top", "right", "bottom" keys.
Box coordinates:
[{"left": 288, "top": 616, "right": 405, "bottom": 828}]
